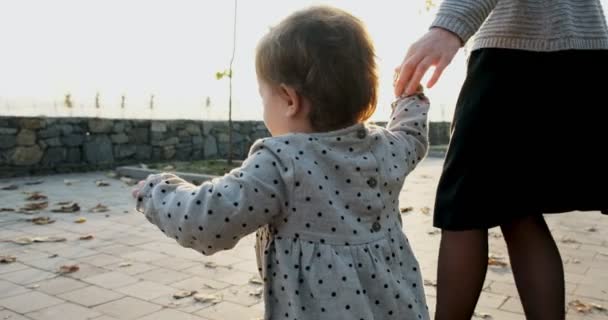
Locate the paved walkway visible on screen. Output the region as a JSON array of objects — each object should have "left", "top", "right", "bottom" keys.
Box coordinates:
[{"left": 0, "top": 158, "right": 606, "bottom": 319}]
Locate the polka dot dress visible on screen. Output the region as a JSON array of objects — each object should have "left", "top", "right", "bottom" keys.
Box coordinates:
[{"left": 137, "top": 94, "right": 430, "bottom": 319}]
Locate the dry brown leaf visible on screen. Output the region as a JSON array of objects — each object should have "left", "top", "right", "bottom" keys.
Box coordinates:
[
  {"left": 586, "top": 227, "right": 597, "bottom": 232},
  {"left": 29, "top": 216, "right": 55, "bottom": 225},
  {"left": 74, "top": 217, "right": 87, "bottom": 223},
  {"left": 427, "top": 229, "right": 440, "bottom": 235},
  {"left": 49, "top": 254, "right": 59, "bottom": 258},
  {"left": 204, "top": 262, "right": 218, "bottom": 269},
  {"left": 120, "top": 177, "right": 137, "bottom": 186},
  {"left": 24, "top": 191, "right": 48, "bottom": 201},
  {"left": 249, "top": 276, "right": 264, "bottom": 285},
  {"left": 118, "top": 262, "right": 132, "bottom": 267},
  {"left": 20, "top": 201, "right": 48, "bottom": 212},
  {"left": 173, "top": 290, "right": 197, "bottom": 299},
  {"left": 0, "top": 183, "right": 18, "bottom": 190},
  {"left": 561, "top": 237, "right": 580, "bottom": 244},
  {"left": 24, "top": 180, "right": 44, "bottom": 185},
  {"left": 488, "top": 232, "right": 503, "bottom": 239},
  {"left": 79, "top": 234, "right": 94, "bottom": 240},
  {"left": 420, "top": 207, "right": 431, "bottom": 215},
  {"left": 423, "top": 279, "right": 437, "bottom": 287},
  {"left": 0, "top": 255, "right": 17, "bottom": 264},
  {"left": 249, "top": 287, "right": 263, "bottom": 297},
  {"left": 58, "top": 264, "right": 79, "bottom": 274},
  {"left": 95, "top": 180, "right": 110, "bottom": 187},
  {"left": 193, "top": 293, "right": 222, "bottom": 305},
  {"left": 52, "top": 202, "right": 80, "bottom": 213},
  {"left": 473, "top": 312, "right": 493, "bottom": 319},
  {"left": 488, "top": 255, "right": 508, "bottom": 267},
  {"left": 63, "top": 179, "right": 80, "bottom": 185},
  {"left": 569, "top": 299, "right": 607, "bottom": 314},
  {"left": 89, "top": 203, "right": 110, "bottom": 213},
  {"left": 399, "top": 207, "right": 413, "bottom": 214},
  {"left": 12, "top": 236, "right": 66, "bottom": 245},
  {"left": 0, "top": 207, "right": 15, "bottom": 212}
]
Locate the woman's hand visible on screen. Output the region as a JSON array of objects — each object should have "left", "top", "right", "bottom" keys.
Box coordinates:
[{"left": 394, "top": 28, "right": 461, "bottom": 96}]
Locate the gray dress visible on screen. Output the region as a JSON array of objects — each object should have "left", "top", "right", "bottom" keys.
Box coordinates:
[{"left": 137, "top": 93, "right": 431, "bottom": 319}]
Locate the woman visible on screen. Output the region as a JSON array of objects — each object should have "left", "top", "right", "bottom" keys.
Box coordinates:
[{"left": 394, "top": 1, "right": 608, "bottom": 319}]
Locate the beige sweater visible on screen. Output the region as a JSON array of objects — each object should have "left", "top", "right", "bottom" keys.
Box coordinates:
[{"left": 431, "top": 0, "right": 608, "bottom": 51}]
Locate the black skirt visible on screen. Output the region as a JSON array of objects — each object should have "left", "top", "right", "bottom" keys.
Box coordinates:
[{"left": 434, "top": 48, "right": 608, "bottom": 230}]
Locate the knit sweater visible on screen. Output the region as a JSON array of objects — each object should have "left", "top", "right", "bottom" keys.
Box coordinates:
[{"left": 431, "top": 0, "right": 608, "bottom": 51}]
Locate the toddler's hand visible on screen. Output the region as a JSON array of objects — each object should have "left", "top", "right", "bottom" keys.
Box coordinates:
[{"left": 131, "top": 180, "right": 146, "bottom": 199}]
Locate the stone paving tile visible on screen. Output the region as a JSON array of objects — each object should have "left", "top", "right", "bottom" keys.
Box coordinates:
[
  {"left": 0, "top": 267, "right": 57, "bottom": 285},
  {"left": 26, "top": 302, "right": 101, "bottom": 320},
  {"left": 92, "top": 297, "right": 162, "bottom": 320},
  {"left": 32, "top": 276, "right": 89, "bottom": 295},
  {"left": 78, "top": 253, "right": 125, "bottom": 267},
  {"left": 0, "top": 309, "right": 31, "bottom": 320},
  {"left": 115, "top": 280, "right": 177, "bottom": 301},
  {"left": 137, "top": 267, "right": 191, "bottom": 285},
  {"left": 169, "top": 276, "right": 232, "bottom": 292},
  {"left": 0, "top": 280, "right": 31, "bottom": 299},
  {"left": 136, "top": 309, "right": 209, "bottom": 320},
  {"left": 59, "top": 285, "right": 124, "bottom": 307},
  {"left": 83, "top": 271, "right": 139, "bottom": 289},
  {"left": 195, "top": 301, "right": 262, "bottom": 320},
  {"left": 0, "top": 291, "right": 64, "bottom": 314}
]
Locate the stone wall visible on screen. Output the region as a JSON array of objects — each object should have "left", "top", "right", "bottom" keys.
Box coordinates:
[{"left": 0, "top": 117, "right": 450, "bottom": 177}]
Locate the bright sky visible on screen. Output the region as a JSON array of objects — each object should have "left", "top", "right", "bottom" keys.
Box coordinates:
[{"left": 0, "top": 0, "right": 606, "bottom": 122}]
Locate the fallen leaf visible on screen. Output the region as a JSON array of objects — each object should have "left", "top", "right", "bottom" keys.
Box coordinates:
[
  {"left": 89, "top": 203, "right": 109, "bottom": 213},
  {"left": 52, "top": 202, "right": 80, "bottom": 213},
  {"left": 24, "top": 180, "right": 44, "bottom": 185},
  {"left": 24, "top": 191, "right": 48, "bottom": 201},
  {"left": 63, "top": 179, "right": 80, "bottom": 185},
  {"left": 12, "top": 236, "right": 66, "bottom": 245},
  {"left": 0, "top": 183, "right": 18, "bottom": 190},
  {"left": 473, "top": 312, "right": 493, "bottom": 319},
  {"left": 423, "top": 279, "right": 437, "bottom": 287},
  {"left": 48, "top": 254, "right": 59, "bottom": 258},
  {"left": 0, "top": 207, "right": 15, "bottom": 212},
  {"left": 120, "top": 177, "right": 137, "bottom": 186},
  {"left": 95, "top": 180, "right": 110, "bottom": 187},
  {"left": 399, "top": 207, "right": 413, "bottom": 214},
  {"left": 28, "top": 216, "right": 55, "bottom": 225},
  {"left": 193, "top": 293, "right": 222, "bottom": 305},
  {"left": 427, "top": 229, "right": 440, "bottom": 235},
  {"left": 204, "top": 261, "right": 218, "bottom": 269},
  {"left": 249, "top": 287, "right": 263, "bottom": 297},
  {"left": 420, "top": 207, "right": 431, "bottom": 215},
  {"left": 561, "top": 237, "right": 580, "bottom": 244},
  {"left": 79, "top": 234, "right": 94, "bottom": 240},
  {"left": 0, "top": 255, "right": 17, "bottom": 263},
  {"left": 74, "top": 217, "right": 87, "bottom": 223},
  {"left": 58, "top": 264, "right": 79, "bottom": 274},
  {"left": 56, "top": 201, "right": 72, "bottom": 205},
  {"left": 569, "top": 299, "right": 607, "bottom": 314},
  {"left": 249, "top": 276, "right": 263, "bottom": 285},
  {"left": 586, "top": 227, "right": 597, "bottom": 232},
  {"left": 20, "top": 201, "right": 48, "bottom": 212},
  {"left": 173, "top": 290, "right": 197, "bottom": 299},
  {"left": 488, "top": 232, "right": 503, "bottom": 239},
  {"left": 118, "top": 262, "right": 132, "bottom": 267},
  {"left": 488, "top": 255, "right": 508, "bottom": 267}
]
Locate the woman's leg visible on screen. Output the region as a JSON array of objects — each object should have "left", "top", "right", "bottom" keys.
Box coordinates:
[
  {"left": 435, "top": 229, "right": 488, "bottom": 320},
  {"left": 500, "top": 215, "right": 565, "bottom": 320}
]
